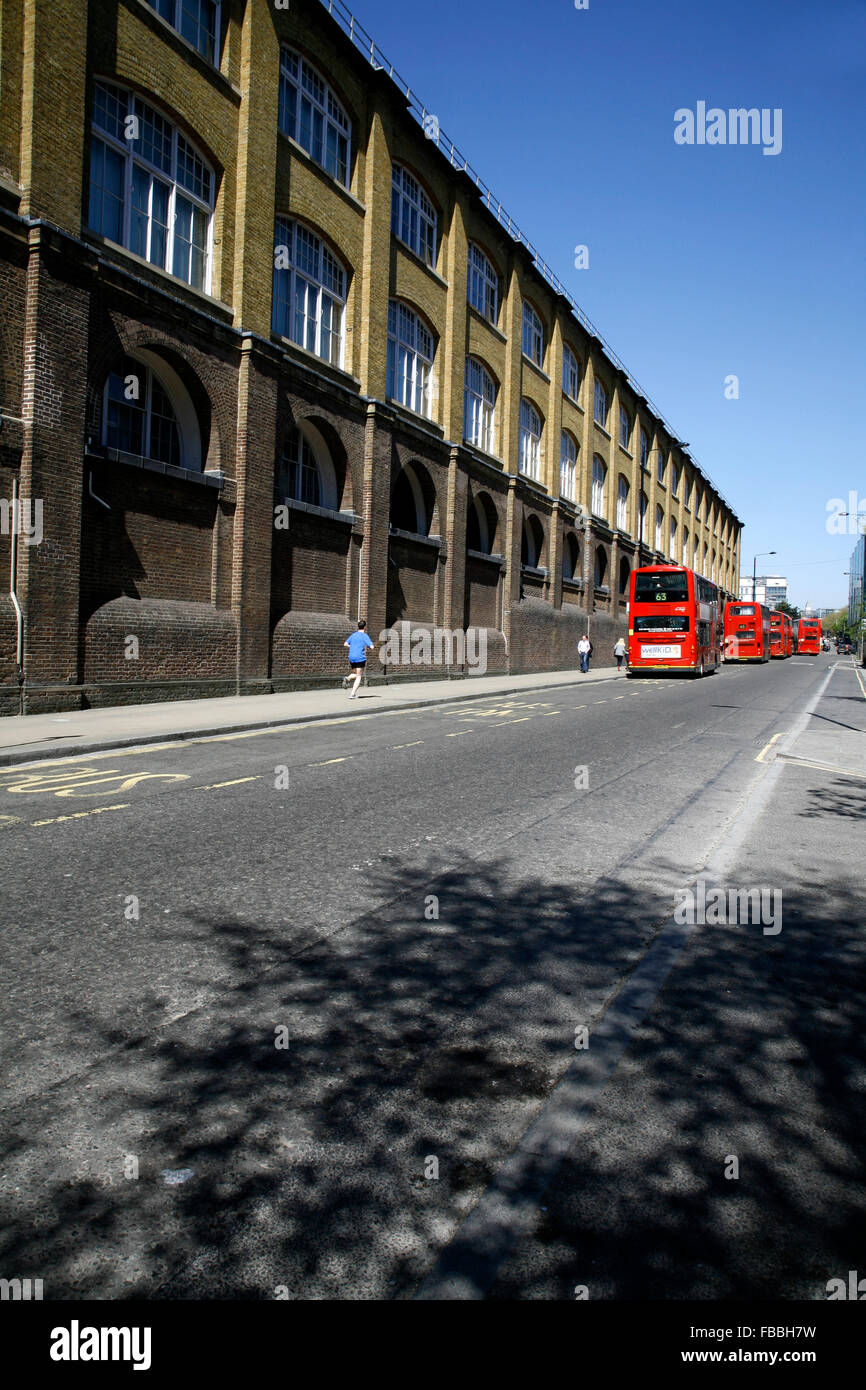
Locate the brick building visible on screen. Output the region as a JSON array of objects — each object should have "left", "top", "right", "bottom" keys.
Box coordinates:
[{"left": 0, "top": 0, "right": 742, "bottom": 714}]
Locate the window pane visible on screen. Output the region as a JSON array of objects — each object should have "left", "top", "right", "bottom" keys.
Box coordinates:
[{"left": 89, "top": 140, "right": 125, "bottom": 242}]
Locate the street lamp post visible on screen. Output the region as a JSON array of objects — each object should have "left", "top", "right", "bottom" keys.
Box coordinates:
[{"left": 752, "top": 550, "right": 777, "bottom": 603}]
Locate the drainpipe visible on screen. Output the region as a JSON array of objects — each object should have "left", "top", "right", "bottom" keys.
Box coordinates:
[{"left": 10, "top": 475, "right": 24, "bottom": 715}]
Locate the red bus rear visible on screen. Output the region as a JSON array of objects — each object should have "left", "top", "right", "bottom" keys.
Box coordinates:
[
  {"left": 724, "top": 602, "right": 771, "bottom": 662},
  {"left": 627, "top": 565, "right": 720, "bottom": 677},
  {"left": 796, "top": 618, "right": 821, "bottom": 654},
  {"left": 769, "top": 610, "right": 793, "bottom": 658}
]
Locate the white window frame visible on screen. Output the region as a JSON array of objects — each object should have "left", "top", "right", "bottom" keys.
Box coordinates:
[
  {"left": 560, "top": 432, "right": 577, "bottom": 501},
  {"left": 670, "top": 516, "right": 677, "bottom": 558},
  {"left": 279, "top": 48, "right": 351, "bottom": 187},
  {"left": 594, "top": 378, "right": 608, "bottom": 429},
  {"left": 464, "top": 357, "right": 496, "bottom": 454},
  {"left": 655, "top": 505, "right": 664, "bottom": 551},
  {"left": 89, "top": 81, "right": 214, "bottom": 292},
  {"left": 387, "top": 301, "right": 434, "bottom": 418},
  {"left": 519, "top": 399, "right": 542, "bottom": 481},
  {"left": 522, "top": 302, "right": 544, "bottom": 366},
  {"left": 467, "top": 243, "right": 498, "bottom": 322},
  {"left": 617, "top": 474, "right": 629, "bottom": 530},
  {"left": 562, "top": 345, "right": 580, "bottom": 401},
  {"left": 619, "top": 404, "right": 630, "bottom": 449},
  {"left": 146, "top": 0, "right": 221, "bottom": 64},
  {"left": 657, "top": 450, "right": 666, "bottom": 485},
  {"left": 391, "top": 165, "right": 437, "bottom": 266},
  {"left": 273, "top": 218, "right": 347, "bottom": 368},
  {"left": 592, "top": 455, "right": 607, "bottom": 517}
]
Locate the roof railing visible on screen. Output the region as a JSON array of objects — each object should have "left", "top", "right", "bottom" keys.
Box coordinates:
[{"left": 319, "top": 0, "right": 736, "bottom": 517}]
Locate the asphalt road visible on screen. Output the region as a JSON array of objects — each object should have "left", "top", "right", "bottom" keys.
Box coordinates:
[{"left": 1, "top": 653, "right": 863, "bottom": 1299}]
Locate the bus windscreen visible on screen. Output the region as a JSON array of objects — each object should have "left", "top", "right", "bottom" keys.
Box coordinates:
[{"left": 633, "top": 572, "right": 689, "bottom": 602}]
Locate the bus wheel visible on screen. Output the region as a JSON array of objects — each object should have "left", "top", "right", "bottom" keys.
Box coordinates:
[{"left": 695, "top": 661, "right": 704, "bottom": 678}]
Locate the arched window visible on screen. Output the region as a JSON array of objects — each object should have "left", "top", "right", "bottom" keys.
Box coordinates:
[
  {"left": 279, "top": 49, "right": 351, "bottom": 186},
  {"left": 594, "top": 378, "right": 608, "bottom": 429},
  {"left": 101, "top": 352, "right": 201, "bottom": 470},
  {"left": 560, "top": 432, "right": 577, "bottom": 501},
  {"left": 467, "top": 244, "right": 498, "bottom": 322},
  {"left": 519, "top": 400, "right": 542, "bottom": 481},
  {"left": 387, "top": 302, "right": 434, "bottom": 417},
  {"left": 619, "top": 405, "right": 631, "bottom": 450},
  {"left": 682, "top": 526, "right": 689, "bottom": 567},
  {"left": 467, "top": 493, "right": 497, "bottom": 554},
  {"left": 670, "top": 516, "right": 677, "bottom": 559},
  {"left": 391, "top": 165, "right": 436, "bottom": 266},
  {"left": 657, "top": 450, "right": 666, "bottom": 485},
  {"left": 273, "top": 219, "right": 347, "bottom": 367},
  {"left": 562, "top": 346, "right": 580, "bottom": 401},
  {"left": 562, "top": 532, "right": 580, "bottom": 581},
  {"left": 683, "top": 474, "right": 692, "bottom": 508},
  {"left": 521, "top": 515, "right": 544, "bottom": 568},
  {"left": 145, "top": 0, "right": 220, "bottom": 63},
  {"left": 464, "top": 358, "right": 496, "bottom": 454},
  {"left": 522, "top": 302, "right": 544, "bottom": 366},
  {"left": 671, "top": 462, "right": 680, "bottom": 497},
  {"left": 617, "top": 474, "right": 630, "bottom": 530},
  {"left": 277, "top": 427, "right": 320, "bottom": 506},
  {"left": 89, "top": 81, "right": 214, "bottom": 291},
  {"left": 276, "top": 423, "right": 338, "bottom": 510},
  {"left": 594, "top": 547, "right": 608, "bottom": 587},
  {"left": 563, "top": 532, "right": 580, "bottom": 581},
  {"left": 591, "top": 455, "right": 607, "bottom": 517},
  {"left": 655, "top": 504, "right": 664, "bottom": 551},
  {"left": 640, "top": 428, "right": 649, "bottom": 469},
  {"left": 390, "top": 464, "right": 430, "bottom": 536},
  {"left": 619, "top": 556, "right": 630, "bottom": 596},
  {"left": 638, "top": 488, "right": 648, "bottom": 541}
]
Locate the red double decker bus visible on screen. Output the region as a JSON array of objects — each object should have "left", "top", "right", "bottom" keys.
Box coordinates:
[
  {"left": 796, "top": 617, "right": 822, "bottom": 654},
  {"left": 627, "top": 565, "right": 721, "bottom": 677},
  {"left": 769, "top": 610, "right": 793, "bottom": 658},
  {"left": 723, "top": 601, "right": 771, "bottom": 662}
]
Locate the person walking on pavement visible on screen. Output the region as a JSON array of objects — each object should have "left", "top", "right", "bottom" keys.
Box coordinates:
[
  {"left": 578, "top": 633, "right": 591, "bottom": 674},
  {"left": 344, "top": 619, "right": 374, "bottom": 698},
  {"left": 614, "top": 636, "right": 627, "bottom": 672}
]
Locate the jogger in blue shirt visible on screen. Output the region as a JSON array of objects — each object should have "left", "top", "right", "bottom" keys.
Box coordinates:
[{"left": 344, "top": 620, "right": 374, "bottom": 698}]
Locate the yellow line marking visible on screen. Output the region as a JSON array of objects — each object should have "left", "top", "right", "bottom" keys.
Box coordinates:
[
  {"left": 0, "top": 813, "right": 24, "bottom": 829},
  {"left": 392, "top": 740, "right": 425, "bottom": 749},
  {"left": 445, "top": 729, "right": 474, "bottom": 737},
  {"left": 310, "top": 756, "right": 350, "bottom": 766},
  {"left": 572, "top": 705, "right": 587, "bottom": 709},
  {"left": 196, "top": 776, "right": 261, "bottom": 790},
  {"left": 541, "top": 711, "right": 561, "bottom": 716},
  {"left": 31, "top": 804, "right": 131, "bottom": 827},
  {"left": 492, "top": 716, "right": 533, "bottom": 726},
  {"left": 594, "top": 700, "right": 608, "bottom": 704},
  {"left": 613, "top": 696, "right": 626, "bottom": 701},
  {"left": 756, "top": 732, "right": 785, "bottom": 764}
]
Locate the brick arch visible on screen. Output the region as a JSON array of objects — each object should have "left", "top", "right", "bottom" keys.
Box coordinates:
[
  {"left": 390, "top": 457, "right": 440, "bottom": 537},
  {"left": 86, "top": 325, "right": 227, "bottom": 476}
]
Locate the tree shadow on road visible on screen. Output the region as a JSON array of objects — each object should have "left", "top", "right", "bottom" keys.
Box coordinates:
[{"left": 1, "top": 854, "right": 864, "bottom": 1301}]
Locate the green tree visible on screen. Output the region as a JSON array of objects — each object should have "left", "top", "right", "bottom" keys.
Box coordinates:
[{"left": 775, "top": 600, "right": 801, "bottom": 621}]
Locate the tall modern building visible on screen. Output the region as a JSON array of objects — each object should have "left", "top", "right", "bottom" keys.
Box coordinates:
[
  {"left": 739, "top": 575, "right": 788, "bottom": 607},
  {"left": 0, "top": 0, "right": 743, "bottom": 714},
  {"left": 848, "top": 536, "right": 865, "bottom": 629}
]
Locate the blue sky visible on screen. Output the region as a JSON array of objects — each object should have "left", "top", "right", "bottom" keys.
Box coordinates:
[{"left": 336, "top": 0, "right": 865, "bottom": 607}]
